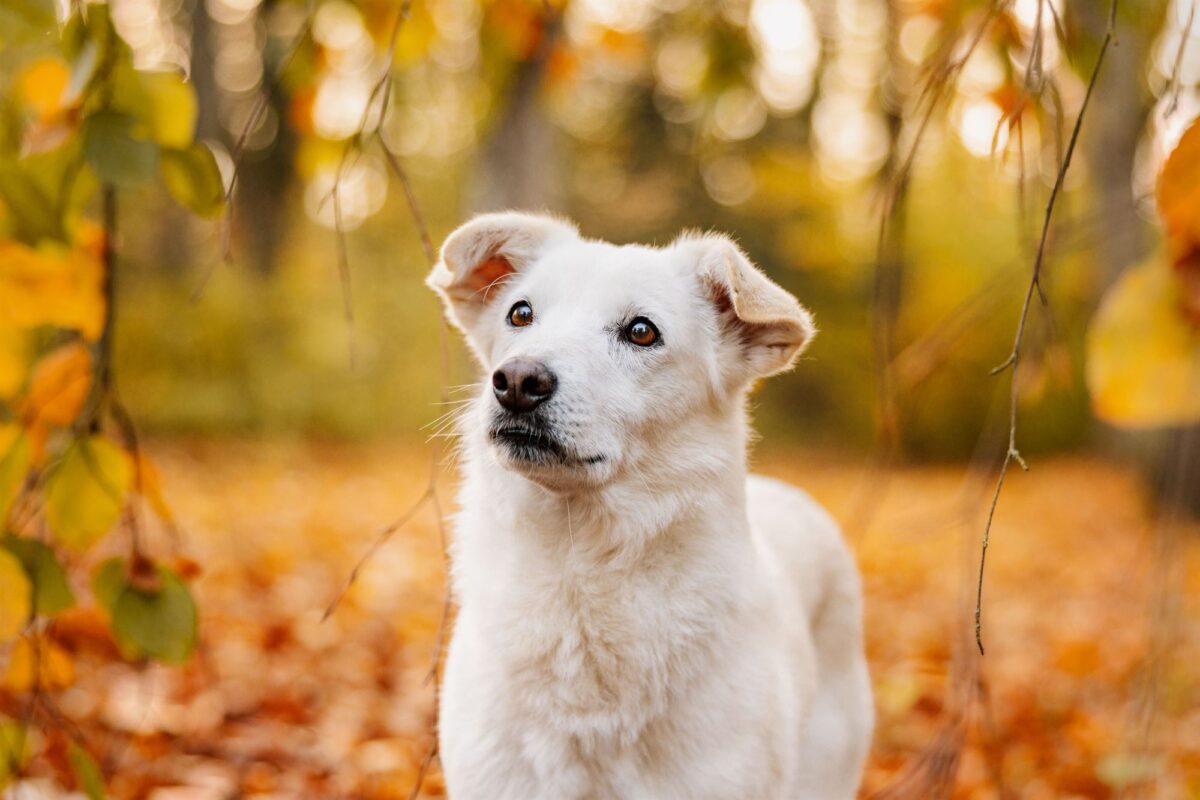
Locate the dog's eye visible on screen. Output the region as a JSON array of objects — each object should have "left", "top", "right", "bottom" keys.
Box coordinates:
[
  {"left": 508, "top": 301, "right": 534, "bottom": 328},
  {"left": 625, "top": 317, "right": 660, "bottom": 347}
]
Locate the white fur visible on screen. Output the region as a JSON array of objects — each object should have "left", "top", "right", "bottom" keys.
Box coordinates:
[{"left": 428, "top": 212, "right": 873, "bottom": 799}]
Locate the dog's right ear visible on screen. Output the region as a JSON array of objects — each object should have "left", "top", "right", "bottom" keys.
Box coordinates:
[{"left": 427, "top": 212, "right": 578, "bottom": 353}]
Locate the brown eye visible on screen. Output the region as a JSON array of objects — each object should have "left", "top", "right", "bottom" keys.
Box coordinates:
[
  {"left": 508, "top": 301, "right": 534, "bottom": 327},
  {"left": 625, "top": 317, "right": 660, "bottom": 347}
]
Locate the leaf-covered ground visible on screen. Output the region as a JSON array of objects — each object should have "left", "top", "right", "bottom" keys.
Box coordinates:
[{"left": 5, "top": 440, "right": 1199, "bottom": 798}]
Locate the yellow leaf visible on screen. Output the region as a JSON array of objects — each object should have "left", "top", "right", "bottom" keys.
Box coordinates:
[
  {"left": 1159, "top": 118, "right": 1200, "bottom": 254},
  {"left": 0, "top": 231, "right": 105, "bottom": 340},
  {"left": 16, "top": 57, "right": 69, "bottom": 120},
  {"left": 1086, "top": 256, "right": 1200, "bottom": 428},
  {"left": 0, "top": 426, "right": 31, "bottom": 524},
  {"left": 2, "top": 635, "right": 75, "bottom": 692},
  {"left": 21, "top": 341, "right": 92, "bottom": 431},
  {"left": 45, "top": 436, "right": 132, "bottom": 551},
  {"left": 0, "top": 327, "right": 27, "bottom": 400},
  {"left": 138, "top": 71, "right": 198, "bottom": 149},
  {"left": 0, "top": 549, "right": 32, "bottom": 641}
]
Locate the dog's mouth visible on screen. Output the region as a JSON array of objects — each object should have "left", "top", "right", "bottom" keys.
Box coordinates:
[{"left": 489, "top": 422, "right": 605, "bottom": 468}]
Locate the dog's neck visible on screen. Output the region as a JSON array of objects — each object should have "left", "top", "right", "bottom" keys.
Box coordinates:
[{"left": 462, "top": 401, "right": 752, "bottom": 569}]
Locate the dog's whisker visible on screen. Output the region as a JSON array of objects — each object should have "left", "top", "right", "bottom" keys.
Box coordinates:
[{"left": 422, "top": 407, "right": 472, "bottom": 432}]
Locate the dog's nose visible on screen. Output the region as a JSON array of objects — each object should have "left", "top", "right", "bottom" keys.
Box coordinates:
[{"left": 492, "top": 359, "right": 557, "bottom": 413}]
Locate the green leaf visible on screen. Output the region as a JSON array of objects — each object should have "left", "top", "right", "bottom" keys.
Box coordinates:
[
  {"left": 112, "top": 567, "right": 197, "bottom": 664},
  {"left": 0, "top": 550, "right": 32, "bottom": 642},
  {"left": 2, "top": 537, "right": 75, "bottom": 616},
  {"left": 93, "top": 558, "right": 201, "bottom": 664},
  {"left": 45, "top": 437, "right": 132, "bottom": 551},
  {"left": 0, "top": 720, "right": 29, "bottom": 789},
  {"left": 0, "top": 165, "right": 65, "bottom": 244},
  {"left": 0, "top": 140, "right": 96, "bottom": 243},
  {"left": 0, "top": 427, "right": 30, "bottom": 524},
  {"left": 92, "top": 557, "right": 125, "bottom": 613},
  {"left": 83, "top": 112, "right": 159, "bottom": 188},
  {"left": 68, "top": 742, "right": 106, "bottom": 800},
  {"left": 160, "top": 144, "right": 226, "bottom": 218}
]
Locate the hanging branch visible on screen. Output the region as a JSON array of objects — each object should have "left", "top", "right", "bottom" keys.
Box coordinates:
[
  {"left": 974, "top": 0, "right": 1120, "bottom": 656},
  {"left": 850, "top": 0, "right": 1011, "bottom": 540},
  {"left": 313, "top": 0, "right": 414, "bottom": 363},
  {"left": 306, "top": 8, "right": 458, "bottom": 797}
]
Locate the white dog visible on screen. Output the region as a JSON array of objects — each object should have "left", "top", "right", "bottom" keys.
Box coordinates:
[{"left": 427, "top": 212, "right": 873, "bottom": 800}]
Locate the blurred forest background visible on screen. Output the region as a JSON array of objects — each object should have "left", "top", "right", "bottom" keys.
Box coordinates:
[
  {"left": 6, "top": 0, "right": 1196, "bottom": 450},
  {"left": 2, "top": 0, "right": 1200, "bottom": 796}
]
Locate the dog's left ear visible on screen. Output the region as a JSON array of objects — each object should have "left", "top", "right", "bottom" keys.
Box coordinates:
[
  {"left": 678, "top": 233, "right": 816, "bottom": 379},
  {"left": 427, "top": 212, "right": 579, "bottom": 353}
]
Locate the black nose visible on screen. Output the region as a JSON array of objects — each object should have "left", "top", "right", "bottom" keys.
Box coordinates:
[{"left": 492, "top": 359, "right": 557, "bottom": 413}]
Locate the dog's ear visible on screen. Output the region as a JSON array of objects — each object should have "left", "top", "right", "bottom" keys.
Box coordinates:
[
  {"left": 427, "top": 212, "right": 579, "bottom": 347},
  {"left": 678, "top": 233, "right": 815, "bottom": 380}
]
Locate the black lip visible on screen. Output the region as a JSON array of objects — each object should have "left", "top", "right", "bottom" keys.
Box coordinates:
[
  {"left": 489, "top": 424, "right": 605, "bottom": 467},
  {"left": 492, "top": 426, "right": 561, "bottom": 453}
]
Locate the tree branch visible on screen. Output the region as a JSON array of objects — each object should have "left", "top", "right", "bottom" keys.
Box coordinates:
[{"left": 974, "top": 0, "right": 1119, "bottom": 656}]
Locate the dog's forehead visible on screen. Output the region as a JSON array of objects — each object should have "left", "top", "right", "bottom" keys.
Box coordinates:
[{"left": 529, "top": 240, "right": 688, "bottom": 303}]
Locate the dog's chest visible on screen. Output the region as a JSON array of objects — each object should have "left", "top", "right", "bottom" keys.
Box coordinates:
[{"left": 493, "top": 552, "right": 724, "bottom": 742}]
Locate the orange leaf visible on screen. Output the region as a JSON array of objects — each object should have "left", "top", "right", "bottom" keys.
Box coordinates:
[
  {"left": 16, "top": 58, "right": 70, "bottom": 121},
  {"left": 2, "top": 635, "right": 75, "bottom": 692},
  {"left": 1158, "top": 117, "right": 1200, "bottom": 256},
  {"left": 20, "top": 342, "right": 93, "bottom": 434}
]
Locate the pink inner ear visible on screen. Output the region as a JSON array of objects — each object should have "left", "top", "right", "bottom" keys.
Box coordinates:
[{"left": 466, "top": 255, "right": 516, "bottom": 301}]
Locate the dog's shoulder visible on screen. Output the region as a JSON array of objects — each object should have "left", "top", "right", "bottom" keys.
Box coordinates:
[
  {"left": 745, "top": 474, "right": 857, "bottom": 619},
  {"left": 745, "top": 474, "right": 842, "bottom": 554}
]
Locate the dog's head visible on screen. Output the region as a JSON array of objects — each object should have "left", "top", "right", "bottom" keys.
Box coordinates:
[{"left": 427, "top": 212, "right": 815, "bottom": 490}]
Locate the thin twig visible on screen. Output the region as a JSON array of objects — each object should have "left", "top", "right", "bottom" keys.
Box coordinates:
[
  {"left": 322, "top": 487, "right": 435, "bottom": 621},
  {"left": 332, "top": 187, "right": 356, "bottom": 367},
  {"left": 407, "top": 739, "right": 439, "bottom": 800},
  {"left": 974, "top": 0, "right": 1120, "bottom": 656},
  {"left": 381, "top": 144, "right": 437, "bottom": 264},
  {"left": 313, "top": 1, "right": 414, "bottom": 367},
  {"left": 78, "top": 185, "right": 118, "bottom": 435}
]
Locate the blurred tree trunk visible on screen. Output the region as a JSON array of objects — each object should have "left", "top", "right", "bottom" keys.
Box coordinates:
[
  {"left": 233, "top": 75, "right": 297, "bottom": 275},
  {"left": 190, "top": 0, "right": 221, "bottom": 142},
  {"left": 188, "top": 0, "right": 296, "bottom": 275},
  {"left": 472, "top": 12, "right": 563, "bottom": 213},
  {"left": 153, "top": 0, "right": 221, "bottom": 273},
  {"left": 1074, "top": 0, "right": 1152, "bottom": 282}
]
